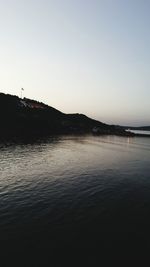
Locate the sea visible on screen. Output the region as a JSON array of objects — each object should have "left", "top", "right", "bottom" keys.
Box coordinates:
[
  {"left": 127, "top": 129, "right": 150, "bottom": 135},
  {"left": 1, "top": 134, "right": 150, "bottom": 263}
]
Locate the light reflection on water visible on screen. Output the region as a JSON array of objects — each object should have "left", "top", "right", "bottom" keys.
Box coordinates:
[{"left": 0, "top": 135, "right": 150, "bottom": 250}]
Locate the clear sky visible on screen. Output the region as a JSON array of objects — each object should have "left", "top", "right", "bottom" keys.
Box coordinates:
[{"left": 0, "top": 0, "right": 150, "bottom": 126}]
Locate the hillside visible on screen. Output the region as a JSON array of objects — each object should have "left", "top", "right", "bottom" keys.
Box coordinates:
[{"left": 0, "top": 93, "right": 133, "bottom": 140}]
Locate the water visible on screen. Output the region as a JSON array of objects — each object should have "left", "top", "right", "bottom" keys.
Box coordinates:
[
  {"left": 1, "top": 135, "right": 150, "bottom": 259},
  {"left": 127, "top": 129, "right": 150, "bottom": 135}
]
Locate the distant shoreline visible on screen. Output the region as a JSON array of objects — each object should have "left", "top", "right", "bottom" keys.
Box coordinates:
[
  {"left": 1, "top": 133, "right": 150, "bottom": 146},
  {"left": 126, "top": 129, "right": 150, "bottom": 137},
  {"left": 0, "top": 132, "right": 150, "bottom": 145},
  {"left": 0, "top": 92, "right": 149, "bottom": 142}
]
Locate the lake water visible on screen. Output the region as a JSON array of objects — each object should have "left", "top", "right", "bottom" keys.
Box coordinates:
[
  {"left": 1, "top": 135, "right": 150, "bottom": 260},
  {"left": 127, "top": 129, "right": 150, "bottom": 135}
]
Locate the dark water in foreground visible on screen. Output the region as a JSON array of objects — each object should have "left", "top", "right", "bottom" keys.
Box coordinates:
[{"left": 1, "top": 135, "right": 150, "bottom": 262}]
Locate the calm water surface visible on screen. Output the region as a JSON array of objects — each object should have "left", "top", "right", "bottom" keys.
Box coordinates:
[
  {"left": 1, "top": 135, "right": 150, "bottom": 252},
  {"left": 128, "top": 129, "right": 150, "bottom": 135}
]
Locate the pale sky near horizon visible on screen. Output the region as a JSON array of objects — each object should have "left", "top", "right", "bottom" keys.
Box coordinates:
[{"left": 0, "top": 0, "right": 150, "bottom": 126}]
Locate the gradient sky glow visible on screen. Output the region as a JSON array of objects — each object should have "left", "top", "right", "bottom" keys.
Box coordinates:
[{"left": 0, "top": 0, "right": 150, "bottom": 126}]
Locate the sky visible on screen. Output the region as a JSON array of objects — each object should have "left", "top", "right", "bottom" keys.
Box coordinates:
[{"left": 0, "top": 0, "right": 150, "bottom": 126}]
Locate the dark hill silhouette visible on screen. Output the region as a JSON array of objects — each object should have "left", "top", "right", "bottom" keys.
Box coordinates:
[{"left": 0, "top": 93, "right": 133, "bottom": 140}]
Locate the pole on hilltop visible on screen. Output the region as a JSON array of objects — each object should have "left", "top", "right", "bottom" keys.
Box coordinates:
[{"left": 21, "top": 88, "right": 24, "bottom": 99}]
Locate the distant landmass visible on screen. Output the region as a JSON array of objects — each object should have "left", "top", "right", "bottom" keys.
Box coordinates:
[
  {"left": 0, "top": 92, "right": 135, "bottom": 141},
  {"left": 123, "top": 126, "right": 150, "bottom": 131}
]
